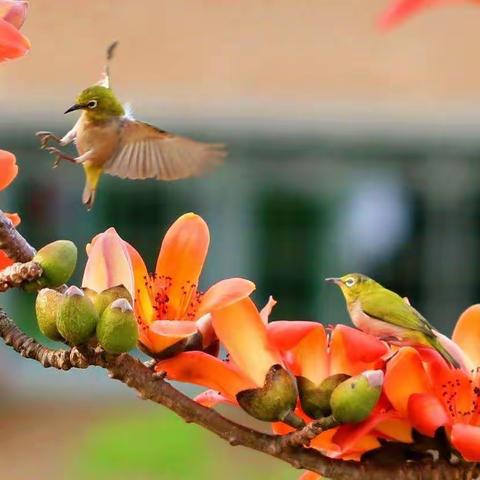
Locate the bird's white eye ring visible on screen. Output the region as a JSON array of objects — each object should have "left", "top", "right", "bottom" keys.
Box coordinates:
[
  {"left": 345, "top": 278, "right": 356, "bottom": 287},
  {"left": 88, "top": 100, "right": 98, "bottom": 109}
]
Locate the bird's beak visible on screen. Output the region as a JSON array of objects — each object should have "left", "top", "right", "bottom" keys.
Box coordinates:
[
  {"left": 64, "top": 103, "right": 87, "bottom": 114},
  {"left": 325, "top": 277, "right": 341, "bottom": 285}
]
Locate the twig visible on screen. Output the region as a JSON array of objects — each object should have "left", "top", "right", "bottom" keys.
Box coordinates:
[
  {"left": 0, "top": 210, "right": 36, "bottom": 263},
  {"left": 279, "top": 415, "right": 339, "bottom": 449},
  {"left": 0, "top": 261, "right": 42, "bottom": 292}
]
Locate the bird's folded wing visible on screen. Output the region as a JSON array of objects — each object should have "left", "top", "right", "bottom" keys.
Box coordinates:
[
  {"left": 103, "top": 119, "right": 226, "bottom": 181},
  {"left": 361, "top": 290, "right": 434, "bottom": 335}
]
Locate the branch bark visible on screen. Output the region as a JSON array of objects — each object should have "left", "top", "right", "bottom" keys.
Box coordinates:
[
  {"left": 0, "top": 260, "right": 42, "bottom": 292},
  {"left": 0, "top": 308, "right": 476, "bottom": 480},
  {"left": 0, "top": 210, "right": 36, "bottom": 262}
]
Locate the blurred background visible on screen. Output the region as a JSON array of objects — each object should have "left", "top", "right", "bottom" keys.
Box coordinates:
[{"left": 1, "top": 0, "right": 480, "bottom": 478}]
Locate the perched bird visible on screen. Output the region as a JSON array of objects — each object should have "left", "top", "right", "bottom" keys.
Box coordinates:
[
  {"left": 36, "top": 42, "right": 226, "bottom": 209},
  {"left": 325, "top": 273, "right": 460, "bottom": 368}
]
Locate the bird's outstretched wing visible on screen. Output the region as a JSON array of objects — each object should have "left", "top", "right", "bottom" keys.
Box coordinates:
[
  {"left": 361, "top": 289, "right": 435, "bottom": 336},
  {"left": 103, "top": 119, "right": 226, "bottom": 181}
]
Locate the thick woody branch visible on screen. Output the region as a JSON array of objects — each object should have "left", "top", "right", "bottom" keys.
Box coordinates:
[
  {"left": 0, "top": 308, "right": 477, "bottom": 480},
  {"left": 279, "top": 415, "right": 339, "bottom": 449},
  {"left": 0, "top": 261, "right": 43, "bottom": 292},
  {"left": 0, "top": 210, "right": 36, "bottom": 263}
]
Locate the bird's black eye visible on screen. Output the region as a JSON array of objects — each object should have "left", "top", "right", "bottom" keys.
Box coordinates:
[
  {"left": 87, "top": 100, "right": 98, "bottom": 109},
  {"left": 345, "top": 278, "right": 356, "bottom": 287}
]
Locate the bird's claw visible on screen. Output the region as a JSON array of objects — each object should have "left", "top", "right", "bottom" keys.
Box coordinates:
[
  {"left": 36, "top": 131, "right": 60, "bottom": 150},
  {"left": 45, "top": 146, "right": 75, "bottom": 166}
]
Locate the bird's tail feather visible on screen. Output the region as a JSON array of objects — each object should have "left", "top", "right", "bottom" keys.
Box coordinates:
[{"left": 82, "top": 185, "right": 96, "bottom": 211}]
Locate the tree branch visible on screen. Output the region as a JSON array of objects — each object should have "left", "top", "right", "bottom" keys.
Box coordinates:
[
  {"left": 0, "top": 308, "right": 477, "bottom": 480},
  {"left": 0, "top": 210, "right": 36, "bottom": 263},
  {"left": 0, "top": 260, "right": 43, "bottom": 292}
]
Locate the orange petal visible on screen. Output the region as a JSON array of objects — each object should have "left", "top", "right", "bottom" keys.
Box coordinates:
[
  {"left": 384, "top": 347, "right": 432, "bottom": 416},
  {"left": 0, "top": 149, "right": 17, "bottom": 190},
  {"left": 378, "top": 0, "right": 436, "bottom": 30},
  {"left": 197, "top": 278, "right": 256, "bottom": 317},
  {"left": 194, "top": 390, "right": 235, "bottom": 408},
  {"left": 124, "top": 241, "right": 154, "bottom": 324},
  {"left": 288, "top": 325, "right": 328, "bottom": 384},
  {"left": 212, "top": 298, "right": 283, "bottom": 387},
  {"left": 0, "top": 0, "right": 28, "bottom": 29},
  {"left": 5, "top": 212, "right": 20, "bottom": 226},
  {"left": 453, "top": 304, "right": 480, "bottom": 369},
  {"left": 298, "top": 472, "right": 321, "bottom": 480},
  {"left": 407, "top": 393, "right": 449, "bottom": 437},
  {"left": 145, "top": 320, "right": 198, "bottom": 353},
  {"left": 329, "top": 325, "right": 387, "bottom": 376},
  {"left": 155, "top": 213, "right": 209, "bottom": 319},
  {"left": 157, "top": 351, "right": 254, "bottom": 399},
  {"left": 267, "top": 321, "right": 320, "bottom": 353},
  {"left": 0, "top": 250, "right": 13, "bottom": 269},
  {"left": 82, "top": 228, "right": 134, "bottom": 295},
  {"left": 451, "top": 424, "right": 480, "bottom": 462},
  {"left": 374, "top": 418, "right": 413, "bottom": 443},
  {"left": 0, "top": 18, "right": 29, "bottom": 62}
]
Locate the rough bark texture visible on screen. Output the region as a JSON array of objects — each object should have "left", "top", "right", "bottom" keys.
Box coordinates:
[
  {"left": 0, "top": 210, "right": 36, "bottom": 262},
  {"left": 0, "top": 260, "right": 42, "bottom": 292}
]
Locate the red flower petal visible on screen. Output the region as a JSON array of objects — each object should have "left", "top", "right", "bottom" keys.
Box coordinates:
[
  {"left": 146, "top": 320, "right": 198, "bottom": 353},
  {"left": 0, "top": 250, "right": 13, "bottom": 269},
  {"left": 267, "top": 321, "right": 320, "bottom": 353},
  {"left": 0, "top": 0, "right": 28, "bottom": 29},
  {"left": 0, "top": 18, "right": 29, "bottom": 62},
  {"left": 379, "top": 0, "right": 437, "bottom": 29},
  {"left": 157, "top": 351, "right": 254, "bottom": 399},
  {"left": 453, "top": 304, "right": 480, "bottom": 369},
  {"left": 0, "top": 149, "right": 18, "bottom": 190},
  {"left": 408, "top": 393, "right": 449, "bottom": 437},
  {"left": 384, "top": 347, "right": 432, "bottom": 416},
  {"left": 451, "top": 424, "right": 480, "bottom": 462}
]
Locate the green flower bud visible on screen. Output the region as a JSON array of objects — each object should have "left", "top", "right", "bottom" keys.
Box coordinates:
[
  {"left": 330, "top": 370, "right": 383, "bottom": 424},
  {"left": 56, "top": 286, "right": 97, "bottom": 345},
  {"left": 297, "top": 373, "right": 350, "bottom": 419},
  {"left": 35, "top": 288, "right": 64, "bottom": 341},
  {"left": 33, "top": 240, "right": 77, "bottom": 288},
  {"left": 89, "top": 285, "right": 133, "bottom": 317},
  {"left": 97, "top": 298, "right": 138, "bottom": 354},
  {"left": 236, "top": 365, "right": 299, "bottom": 423}
]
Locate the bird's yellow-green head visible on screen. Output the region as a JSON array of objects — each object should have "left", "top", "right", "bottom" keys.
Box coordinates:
[
  {"left": 65, "top": 85, "right": 124, "bottom": 122},
  {"left": 325, "top": 273, "right": 378, "bottom": 304}
]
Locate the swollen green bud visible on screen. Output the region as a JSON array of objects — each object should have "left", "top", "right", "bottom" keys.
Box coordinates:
[
  {"left": 35, "top": 288, "right": 64, "bottom": 341},
  {"left": 330, "top": 370, "right": 383, "bottom": 424},
  {"left": 236, "top": 365, "right": 299, "bottom": 423},
  {"left": 97, "top": 298, "right": 138, "bottom": 354},
  {"left": 33, "top": 240, "right": 77, "bottom": 288},
  {"left": 89, "top": 285, "right": 133, "bottom": 317},
  {"left": 56, "top": 286, "right": 97, "bottom": 345},
  {"left": 297, "top": 373, "right": 350, "bottom": 419}
]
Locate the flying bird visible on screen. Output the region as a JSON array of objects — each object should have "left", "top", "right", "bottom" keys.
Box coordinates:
[
  {"left": 326, "top": 273, "right": 460, "bottom": 368},
  {"left": 36, "top": 42, "right": 226, "bottom": 209}
]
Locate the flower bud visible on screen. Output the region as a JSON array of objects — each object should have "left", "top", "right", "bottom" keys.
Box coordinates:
[
  {"left": 297, "top": 373, "right": 350, "bottom": 419},
  {"left": 236, "top": 364, "right": 298, "bottom": 423},
  {"left": 330, "top": 370, "right": 384, "bottom": 424},
  {"left": 33, "top": 240, "right": 77, "bottom": 288},
  {"left": 97, "top": 298, "right": 138, "bottom": 354},
  {"left": 56, "top": 286, "right": 97, "bottom": 345},
  {"left": 35, "top": 288, "right": 63, "bottom": 341},
  {"left": 88, "top": 285, "right": 133, "bottom": 317}
]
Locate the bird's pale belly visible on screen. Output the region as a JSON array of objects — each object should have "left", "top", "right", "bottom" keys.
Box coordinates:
[{"left": 348, "top": 302, "right": 407, "bottom": 339}]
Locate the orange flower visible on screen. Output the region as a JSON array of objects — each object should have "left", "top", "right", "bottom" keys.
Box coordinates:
[
  {"left": 0, "top": 149, "right": 20, "bottom": 269},
  {"left": 0, "top": 0, "right": 29, "bottom": 62},
  {"left": 379, "top": 0, "right": 480, "bottom": 29},
  {"left": 269, "top": 322, "right": 411, "bottom": 461},
  {"left": 83, "top": 214, "right": 255, "bottom": 357},
  {"left": 158, "top": 298, "right": 409, "bottom": 461},
  {"left": 384, "top": 305, "right": 480, "bottom": 462}
]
